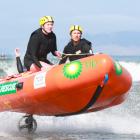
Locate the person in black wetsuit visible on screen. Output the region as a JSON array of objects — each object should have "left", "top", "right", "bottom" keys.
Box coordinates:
[
  {"left": 59, "top": 25, "right": 93, "bottom": 64},
  {"left": 24, "top": 16, "right": 61, "bottom": 71}
]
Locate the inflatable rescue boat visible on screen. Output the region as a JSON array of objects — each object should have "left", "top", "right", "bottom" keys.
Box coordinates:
[
  {"left": 0, "top": 53, "right": 132, "bottom": 132},
  {"left": 0, "top": 54, "right": 132, "bottom": 116}
]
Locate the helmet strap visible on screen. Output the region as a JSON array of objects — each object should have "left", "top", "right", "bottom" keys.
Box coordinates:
[{"left": 42, "top": 26, "right": 49, "bottom": 35}]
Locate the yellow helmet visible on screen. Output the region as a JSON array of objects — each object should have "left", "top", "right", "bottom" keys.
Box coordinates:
[
  {"left": 39, "top": 16, "right": 54, "bottom": 26},
  {"left": 69, "top": 25, "right": 83, "bottom": 34}
]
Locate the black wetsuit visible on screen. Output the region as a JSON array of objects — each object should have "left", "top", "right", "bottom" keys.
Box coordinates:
[
  {"left": 59, "top": 39, "right": 92, "bottom": 64},
  {"left": 16, "top": 57, "right": 24, "bottom": 73},
  {"left": 24, "top": 28, "right": 57, "bottom": 70}
]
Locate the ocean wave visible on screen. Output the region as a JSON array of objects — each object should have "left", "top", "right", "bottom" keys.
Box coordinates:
[
  {"left": 119, "top": 61, "right": 140, "bottom": 82},
  {"left": 0, "top": 59, "right": 139, "bottom": 82}
]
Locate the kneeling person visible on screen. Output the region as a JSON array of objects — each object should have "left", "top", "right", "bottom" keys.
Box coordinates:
[{"left": 59, "top": 25, "right": 93, "bottom": 64}]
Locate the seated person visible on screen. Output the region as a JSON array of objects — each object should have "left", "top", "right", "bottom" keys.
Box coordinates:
[{"left": 59, "top": 25, "right": 93, "bottom": 64}]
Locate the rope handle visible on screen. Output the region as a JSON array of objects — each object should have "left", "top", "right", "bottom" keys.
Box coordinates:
[{"left": 60, "top": 52, "right": 94, "bottom": 59}]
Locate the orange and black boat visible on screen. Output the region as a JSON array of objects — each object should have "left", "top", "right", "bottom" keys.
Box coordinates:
[{"left": 0, "top": 53, "right": 132, "bottom": 132}]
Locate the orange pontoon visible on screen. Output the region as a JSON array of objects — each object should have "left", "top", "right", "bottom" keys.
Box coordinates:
[{"left": 0, "top": 53, "right": 132, "bottom": 132}]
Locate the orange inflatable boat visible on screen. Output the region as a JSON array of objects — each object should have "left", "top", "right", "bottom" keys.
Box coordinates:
[{"left": 0, "top": 53, "right": 132, "bottom": 132}]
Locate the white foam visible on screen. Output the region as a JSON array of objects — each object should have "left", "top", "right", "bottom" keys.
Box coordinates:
[
  {"left": 0, "top": 91, "right": 139, "bottom": 135},
  {"left": 119, "top": 61, "right": 140, "bottom": 81}
]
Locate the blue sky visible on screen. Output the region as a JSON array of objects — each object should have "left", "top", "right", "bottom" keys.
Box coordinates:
[{"left": 0, "top": 0, "right": 140, "bottom": 55}]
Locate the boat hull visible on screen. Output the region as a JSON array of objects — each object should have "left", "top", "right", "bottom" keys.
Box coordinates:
[{"left": 0, "top": 54, "right": 132, "bottom": 116}]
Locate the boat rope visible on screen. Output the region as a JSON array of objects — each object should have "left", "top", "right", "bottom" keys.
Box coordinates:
[
  {"left": 55, "top": 74, "right": 109, "bottom": 117},
  {"left": 62, "top": 52, "right": 93, "bottom": 56},
  {"left": 59, "top": 52, "right": 94, "bottom": 59}
]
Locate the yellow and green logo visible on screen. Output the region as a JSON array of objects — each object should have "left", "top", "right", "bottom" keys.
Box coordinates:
[
  {"left": 63, "top": 61, "right": 82, "bottom": 79},
  {"left": 114, "top": 62, "right": 122, "bottom": 75}
]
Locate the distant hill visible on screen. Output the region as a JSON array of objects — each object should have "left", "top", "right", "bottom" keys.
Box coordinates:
[{"left": 86, "top": 31, "right": 140, "bottom": 47}]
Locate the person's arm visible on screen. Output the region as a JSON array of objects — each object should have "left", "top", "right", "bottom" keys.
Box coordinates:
[
  {"left": 27, "top": 34, "right": 42, "bottom": 68},
  {"left": 16, "top": 57, "right": 24, "bottom": 73},
  {"left": 82, "top": 39, "right": 93, "bottom": 54},
  {"left": 15, "top": 48, "right": 24, "bottom": 73},
  {"left": 89, "top": 47, "right": 93, "bottom": 54},
  {"left": 59, "top": 55, "right": 67, "bottom": 64},
  {"left": 49, "top": 34, "right": 61, "bottom": 57},
  {"left": 59, "top": 47, "right": 68, "bottom": 64},
  {"left": 85, "top": 45, "right": 93, "bottom": 54},
  {"left": 51, "top": 34, "right": 57, "bottom": 56}
]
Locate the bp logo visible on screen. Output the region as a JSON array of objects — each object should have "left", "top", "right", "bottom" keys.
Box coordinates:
[
  {"left": 0, "top": 81, "right": 18, "bottom": 96},
  {"left": 63, "top": 61, "right": 82, "bottom": 79},
  {"left": 114, "top": 62, "right": 122, "bottom": 75}
]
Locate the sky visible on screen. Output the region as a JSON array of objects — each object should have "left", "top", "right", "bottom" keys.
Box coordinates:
[{"left": 0, "top": 0, "right": 140, "bottom": 56}]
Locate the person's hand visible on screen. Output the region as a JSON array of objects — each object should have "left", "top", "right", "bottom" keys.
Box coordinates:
[
  {"left": 41, "top": 65, "right": 53, "bottom": 71},
  {"left": 55, "top": 51, "right": 62, "bottom": 58},
  {"left": 15, "top": 48, "right": 20, "bottom": 57},
  {"left": 41, "top": 66, "right": 47, "bottom": 71}
]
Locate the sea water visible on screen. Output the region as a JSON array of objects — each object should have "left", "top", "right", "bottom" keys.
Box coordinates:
[{"left": 0, "top": 55, "right": 139, "bottom": 140}]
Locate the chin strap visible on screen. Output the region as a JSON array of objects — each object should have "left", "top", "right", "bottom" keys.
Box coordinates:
[{"left": 42, "top": 27, "right": 49, "bottom": 35}]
